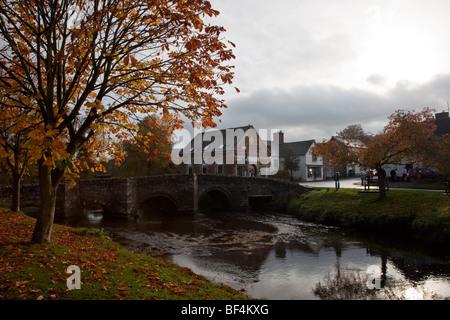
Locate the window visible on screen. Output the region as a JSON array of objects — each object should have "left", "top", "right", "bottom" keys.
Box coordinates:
[{"left": 307, "top": 167, "right": 322, "bottom": 179}]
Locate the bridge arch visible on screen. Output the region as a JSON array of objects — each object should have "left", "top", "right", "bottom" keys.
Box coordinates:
[
  {"left": 137, "top": 193, "right": 180, "bottom": 220},
  {"left": 198, "top": 187, "right": 233, "bottom": 212},
  {"left": 81, "top": 200, "right": 116, "bottom": 220}
]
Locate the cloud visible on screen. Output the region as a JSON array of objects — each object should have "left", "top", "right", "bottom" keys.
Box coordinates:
[
  {"left": 198, "top": 1, "right": 450, "bottom": 143},
  {"left": 217, "top": 74, "right": 450, "bottom": 141},
  {"left": 211, "top": 0, "right": 365, "bottom": 94},
  {"left": 367, "top": 74, "right": 388, "bottom": 87}
]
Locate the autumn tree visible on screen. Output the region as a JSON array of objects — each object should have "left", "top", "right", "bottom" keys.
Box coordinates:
[
  {"left": 413, "top": 124, "right": 450, "bottom": 178},
  {"left": 429, "top": 137, "right": 450, "bottom": 178},
  {"left": 312, "top": 108, "right": 438, "bottom": 199},
  {"left": 312, "top": 138, "right": 354, "bottom": 178},
  {"left": 0, "top": 0, "right": 236, "bottom": 243},
  {"left": 118, "top": 115, "right": 177, "bottom": 177},
  {"left": 0, "top": 105, "right": 33, "bottom": 212},
  {"left": 0, "top": 67, "right": 40, "bottom": 212}
]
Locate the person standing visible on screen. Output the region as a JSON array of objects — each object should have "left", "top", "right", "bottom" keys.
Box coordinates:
[
  {"left": 402, "top": 168, "right": 408, "bottom": 182},
  {"left": 390, "top": 169, "right": 397, "bottom": 182},
  {"left": 334, "top": 172, "right": 340, "bottom": 190}
]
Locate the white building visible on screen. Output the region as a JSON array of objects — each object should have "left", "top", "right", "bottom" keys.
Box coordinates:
[{"left": 279, "top": 138, "right": 324, "bottom": 181}]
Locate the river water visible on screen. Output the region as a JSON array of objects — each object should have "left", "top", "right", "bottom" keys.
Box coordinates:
[{"left": 71, "top": 209, "right": 450, "bottom": 300}]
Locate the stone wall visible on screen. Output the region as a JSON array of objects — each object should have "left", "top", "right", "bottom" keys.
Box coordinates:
[
  {"left": 196, "top": 174, "right": 308, "bottom": 210},
  {"left": 1, "top": 174, "right": 310, "bottom": 220},
  {"left": 132, "top": 174, "right": 197, "bottom": 213}
]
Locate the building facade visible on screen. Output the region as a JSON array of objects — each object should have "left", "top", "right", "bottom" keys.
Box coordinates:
[
  {"left": 278, "top": 133, "right": 324, "bottom": 181},
  {"left": 177, "top": 125, "right": 272, "bottom": 177}
]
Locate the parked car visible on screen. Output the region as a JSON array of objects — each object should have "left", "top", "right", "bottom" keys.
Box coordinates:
[{"left": 407, "top": 168, "right": 442, "bottom": 182}]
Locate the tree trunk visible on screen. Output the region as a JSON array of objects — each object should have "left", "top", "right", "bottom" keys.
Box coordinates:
[
  {"left": 11, "top": 172, "right": 21, "bottom": 212},
  {"left": 31, "top": 161, "right": 64, "bottom": 244}
]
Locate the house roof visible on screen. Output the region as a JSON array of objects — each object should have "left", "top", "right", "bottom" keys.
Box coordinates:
[
  {"left": 279, "top": 140, "right": 316, "bottom": 157},
  {"left": 435, "top": 112, "right": 450, "bottom": 136},
  {"left": 331, "top": 136, "right": 366, "bottom": 148},
  {"left": 179, "top": 124, "right": 265, "bottom": 155},
  {"left": 194, "top": 125, "right": 253, "bottom": 150}
]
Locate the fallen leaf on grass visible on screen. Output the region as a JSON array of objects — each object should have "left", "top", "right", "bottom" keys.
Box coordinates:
[{"left": 113, "top": 293, "right": 124, "bottom": 300}]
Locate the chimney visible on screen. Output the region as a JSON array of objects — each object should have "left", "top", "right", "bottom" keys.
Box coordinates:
[{"left": 274, "top": 131, "right": 284, "bottom": 145}]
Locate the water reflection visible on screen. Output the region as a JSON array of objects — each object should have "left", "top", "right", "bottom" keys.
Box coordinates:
[{"left": 71, "top": 210, "right": 450, "bottom": 300}]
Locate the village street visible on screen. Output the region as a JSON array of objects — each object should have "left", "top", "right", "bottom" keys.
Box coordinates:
[
  {"left": 299, "top": 177, "right": 364, "bottom": 189},
  {"left": 298, "top": 177, "right": 444, "bottom": 192}
]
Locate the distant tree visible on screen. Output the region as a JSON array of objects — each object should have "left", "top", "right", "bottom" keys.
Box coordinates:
[
  {"left": 282, "top": 146, "right": 300, "bottom": 181},
  {"left": 0, "top": 101, "right": 36, "bottom": 212},
  {"left": 337, "top": 124, "right": 372, "bottom": 143},
  {"left": 118, "top": 116, "right": 177, "bottom": 177}
]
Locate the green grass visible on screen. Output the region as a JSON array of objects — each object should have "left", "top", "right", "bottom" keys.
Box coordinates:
[
  {"left": 0, "top": 210, "right": 250, "bottom": 300},
  {"left": 287, "top": 189, "right": 450, "bottom": 243},
  {"left": 391, "top": 179, "right": 446, "bottom": 190}
]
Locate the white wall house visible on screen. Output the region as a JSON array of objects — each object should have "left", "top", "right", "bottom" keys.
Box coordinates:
[{"left": 279, "top": 139, "right": 324, "bottom": 181}]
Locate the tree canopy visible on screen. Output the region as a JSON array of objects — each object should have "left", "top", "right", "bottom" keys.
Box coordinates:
[{"left": 0, "top": 0, "right": 236, "bottom": 243}]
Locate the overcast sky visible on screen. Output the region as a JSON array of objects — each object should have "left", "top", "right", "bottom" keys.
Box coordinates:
[{"left": 190, "top": 0, "right": 450, "bottom": 143}]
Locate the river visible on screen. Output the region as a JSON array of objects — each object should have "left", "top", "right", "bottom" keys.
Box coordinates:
[{"left": 70, "top": 209, "right": 450, "bottom": 300}]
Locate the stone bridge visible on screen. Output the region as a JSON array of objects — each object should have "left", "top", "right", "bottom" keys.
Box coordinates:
[{"left": 0, "top": 174, "right": 310, "bottom": 220}]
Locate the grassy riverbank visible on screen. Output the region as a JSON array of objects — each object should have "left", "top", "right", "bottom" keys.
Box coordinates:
[
  {"left": 0, "top": 209, "right": 249, "bottom": 300},
  {"left": 287, "top": 189, "right": 450, "bottom": 243}
]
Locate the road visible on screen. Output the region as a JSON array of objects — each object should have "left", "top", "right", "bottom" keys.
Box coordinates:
[
  {"left": 298, "top": 177, "right": 364, "bottom": 189},
  {"left": 298, "top": 177, "right": 445, "bottom": 192}
]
